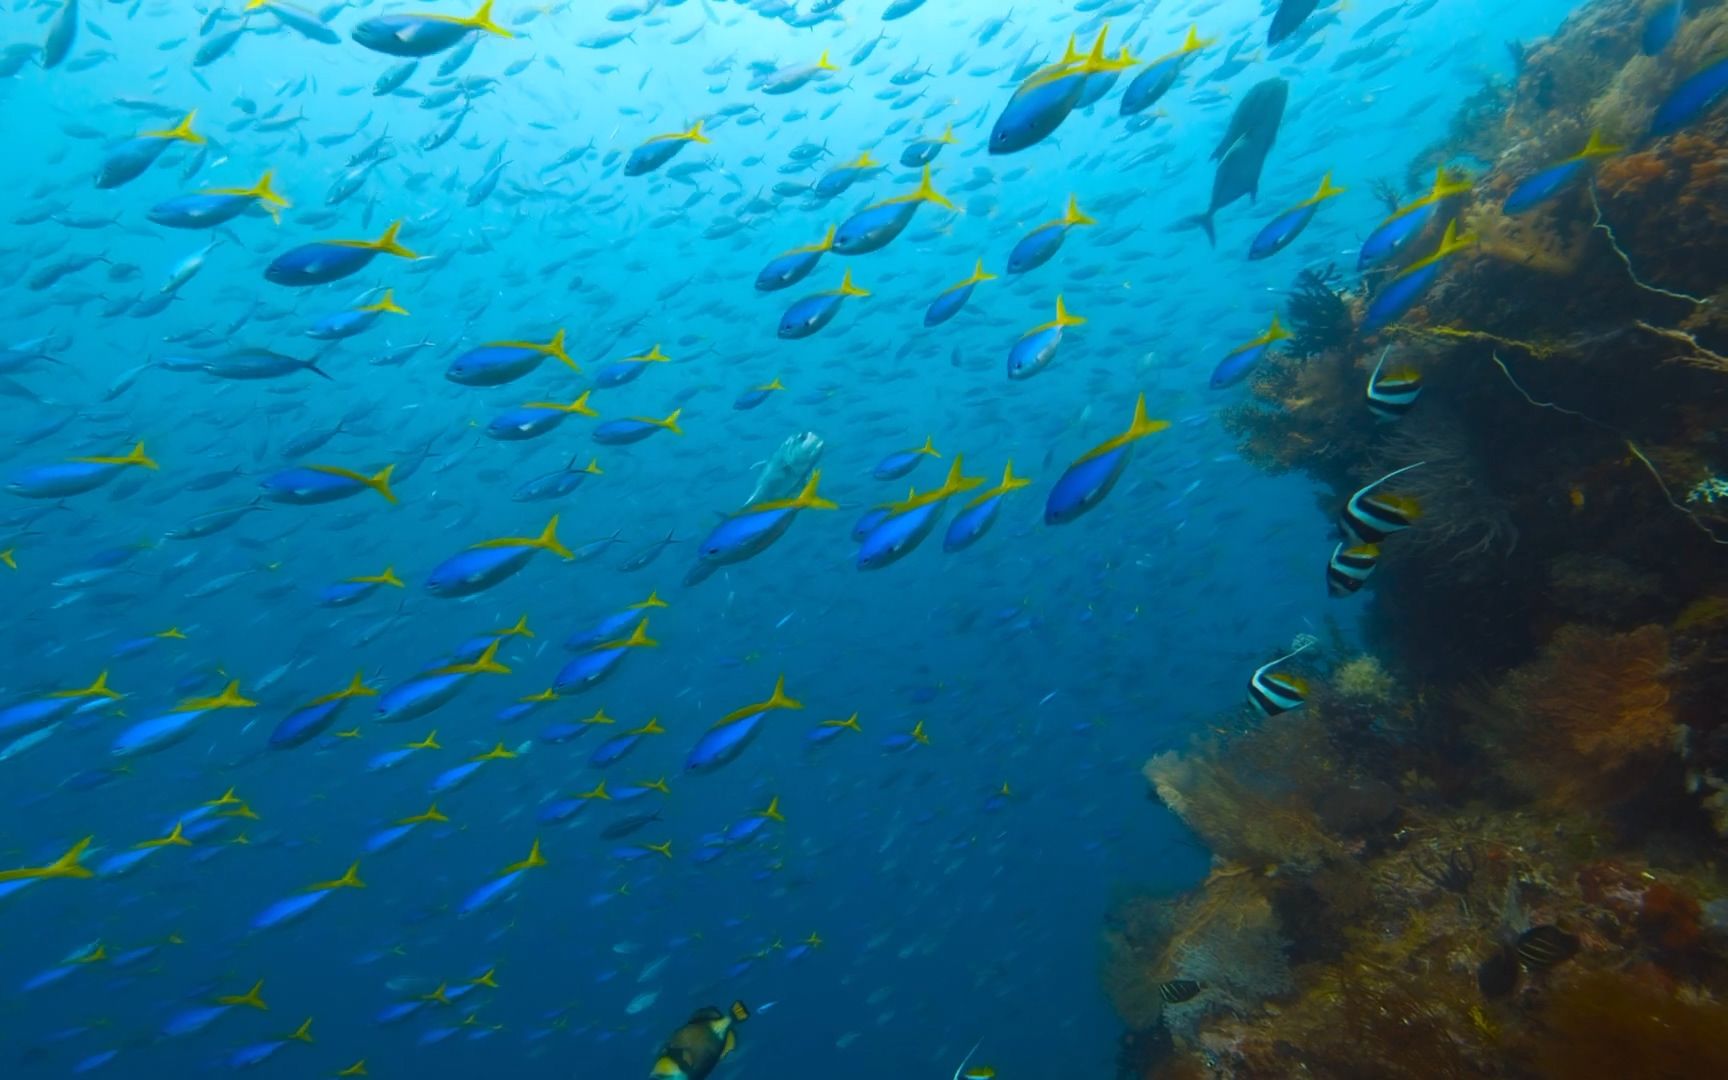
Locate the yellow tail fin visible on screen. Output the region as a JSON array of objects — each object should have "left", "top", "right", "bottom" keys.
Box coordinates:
[
  {"left": 289, "top": 1018, "right": 314, "bottom": 1043},
  {"left": 439, "top": 638, "right": 511, "bottom": 676},
  {"left": 408, "top": 731, "right": 441, "bottom": 750},
  {"left": 632, "top": 590, "right": 669, "bottom": 610},
  {"left": 998, "top": 460, "right": 1032, "bottom": 492},
  {"left": 656, "top": 409, "right": 684, "bottom": 435},
  {"left": 760, "top": 796, "right": 785, "bottom": 822},
  {"left": 913, "top": 164, "right": 955, "bottom": 210},
  {"left": 631, "top": 717, "right": 666, "bottom": 736},
  {"left": 836, "top": 269, "right": 870, "bottom": 298},
  {"left": 1125, "top": 393, "right": 1173, "bottom": 441},
  {"left": 647, "top": 841, "right": 673, "bottom": 859},
  {"left": 544, "top": 328, "right": 575, "bottom": 368},
  {"left": 940, "top": 123, "right": 957, "bottom": 144},
  {"left": 582, "top": 457, "right": 604, "bottom": 475},
  {"left": 337, "top": 1060, "right": 368, "bottom": 1077},
  {"left": 365, "top": 464, "right": 397, "bottom": 504},
  {"left": 220, "top": 980, "right": 268, "bottom": 1011},
  {"left": 499, "top": 615, "right": 533, "bottom": 639},
  {"left": 370, "top": 221, "right": 419, "bottom": 260},
  {"left": 767, "top": 675, "right": 804, "bottom": 711},
  {"left": 683, "top": 121, "right": 710, "bottom": 144},
  {"left": 465, "top": 0, "right": 513, "bottom": 37},
  {"left": 579, "top": 779, "right": 611, "bottom": 800},
  {"left": 621, "top": 619, "right": 658, "bottom": 648},
  {"left": 351, "top": 566, "right": 403, "bottom": 588},
  {"left": 1053, "top": 295, "right": 1085, "bottom": 328},
  {"left": 1579, "top": 130, "right": 1623, "bottom": 159},
  {"left": 534, "top": 515, "right": 573, "bottom": 559},
  {"left": 1064, "top": 195, "right": 1097, "bottom": 227},
  {"left": 138, "top": 821, "right": 191, "bottom": 849},
  {"left": 399, "top": 803, "right": 448, "bottom": 826},
  {"left": 362, "top": 289, "right": 408, "bottom": 316},
  {"left": 966, "top": 259, "right": 997, "bottom": 286},
  {"left": 916, "top": 435, "right": 941, "bottom": 458},
  {"left": 248, "top": 169, "right": 290, "bottom": 207},
  {"left": 474, "top": 741, "right": 518, "bottom": 761},
  {"left": 469, "top": 968, "right": 499, "bottom": 989},
  {"left": 309, "top": 862, "right": 365, "bottom": 891},
  {"left": 816, "top": 49, "right": 838, "bottom": 72},
  {"left": 502, "top": 839, "right": 546, "bottom": 874},
  {"left": 145, "top": 110, "right": 205, "bottom": 145},
  {"left": 53, "top": 670, "right": 120, "bottom": 701},
  {"left": 1311, "top": 172, "right": 1346, "bottom": 202}
]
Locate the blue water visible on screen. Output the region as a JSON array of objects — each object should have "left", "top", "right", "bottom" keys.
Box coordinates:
[{"left": 0, "top": 0, "right": 1585, "bottom": 1075}]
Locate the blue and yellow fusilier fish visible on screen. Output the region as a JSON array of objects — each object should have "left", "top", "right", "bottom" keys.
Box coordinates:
[
  {"left": 625, "top": 121, "right": 709, "bottom": 177},
  {"left": 858, "top": 459, "right": 985, "bottom": 570},
  {"left": 485, "top": 393, "right": 599, "bottom": 441},
  {"left": 1121, "top": 25, "right": 1214, "bottom": 116},
  {"left": 365, "top": 804, "right": 449, "bottom": 855},
  {"left": 425, "top": 515, "right": 572, "bottom": 598},
  {"left": 778, "top": 268, "right": 870, "bottom": 339},
  {"left": 222, "top": 1018, "right": 315, "bottom": 1071},
  {"left": 813, "top": 152, "right": 883, "bottom": 198},
  {"left": 1358, "top": 169, "right": 1471, "bottom": 270},
  {"left": 1327, "top": 542, "right": 1381, "bottom": 597},
  {"left": 495, "top": 686, "right": 560, "bottom": 725},
  {"left": 95, "top": 111, "right": 203, "bottom": 189},
  {"left": 247, "top": 0, "right": 340, "bottom": 43},
  {"left": 1366, "top": 346, "right": 1423, "bottom": 420},
  {"left": 566, "top": 592, "right": 669, "bottom": 652},
  {"left": 110, "top": 627, "right": 187, "bottom": 661},
  {"left": 607, "top": 777, "right": 669, "bottom": 803},
  {"left": 457, "top": 839, "right": 547, "bottom": 918},
  {"left": 553, "top": 619, "right": 656, "bottom": 694},
  {"left": 591, "top": 717, "right": 667, "bottom": 769},
  {"left": 1210, "top": 314, "right": 1290, "bottom": 389},
  {"left": 882, "top": 719, "right": 930, "bottom": 753},
  {"left": 1340, "top": 461, "right": 1427, "bottom": 545},
  {"left": 265, "top": 220, "right": 419, "bottom": 287},
  {"left": 1362, "top": 221, "right": 1476, "bottom": 331},
  {"left": 831, "top": 165, "right": 954, "bottom": 255},
  {"left": 111, "top": 680, "right": 257, "bottom": 759},
  {"left": 733, "top": 378, "right": 785, "bottom": 411},
  {"left": 0, "top": 837, "right": 94, "bottom": 898},
  {"left": 901, "top": 124, "right": 958, "bottom": 167},
  {"left": 261, "top": 462, "right": 397, "bottom": 505},
  {"left": 650, "top": 1001, "right": 750, "bottom": 1080},
  {"left": 148, "top": 169, "right": 290, "bottom": 228},
  {"left": 1045, "top": 395, "right": 1172, "bottom": 525},
  {"left": 690, "top": 472, "right": 838, "bottom": 577},
  {"left": 924, "top": 260, "right": 997, "bottom": 327},
  {"left": 447, "top": 329, "right": 573, "bottom": 386},
  {"left": 1249, "top": 173, "right": 1345, "bottom": 260},
  {"left": 20, "top": 941, "right": 108, "bottom": 992},
  {"left": 1247, "top": 639, "right": 1314, "bottom": 717},
  {"left": 594, "top": 344, "right": 671, "bottom": 389},
  {"left": 318, "top": 566, "right": 404, "bottom": 607},
  {"left": 944, "top": 462, "right": 1032, "bottom": 553},
  {"left": 686, "top": 676, "right": 803, "bottom": 774},
  {"left": 162, "top": 980, "right": 268, "bottom": 1039},
  {"left": 1008, "top": 195, "right": 1097, "bottom": 274},
  {"left": 429, "top": 741, "right": 517, "bottom": 796},
  {"left": 759, "top": 50, "right": 840, "bottom": 95},
  {"left": 756, "top": 228, "right": 835, "bottom": 292},
  {"left": 268, "top": 672, "right": 376, "bottom": 750},
  {"left": 722, "top": 797, "right": 785, "bottom": 845},
  {"left": 874, "top": 436, "right": 940, "bottom": 481},
  {"left": 366, "top": 730, "right": 441, "bottom": 772},
  {"left": 538, "top": 779, "right": 611, "bottom": 825},
  {"left": 610, "top": 839, "right": 673, "bottom": 863},
  {"left": 0, "top": 672, "right": 119, "bottom": 742},
  {"left": 806, "top": 712, "right": 861, "bottom": 748},
  {"left": 7, "top": 441, "right": 156, "bottom": 499},
  {"left": 95, "top": 822, "right": 192, "bottom": 878},
  {"left": 1007, "top": 295, "right": 1085, "bottom": 380},
  {"left": 990, "top": 29, "right": 1131, "bottom": 154},
  {"left": 351, "top": 0, "right": 511, "bottom": 58},
  {"left": 592, "top": 408, "right": 682, "bottom": 446},
  {"left": 1651, "top": 53, "right": 1728, "bottom": 136},
  {"left": 375, "top": 640, "right": 510, "bottom": 724},
  {"left": 1075, "top": 39, "right": 1140, "bottom": 109},
  {"left": 514, "top": 454, "right": 603, "bottom": 501},
  {"left": 1503, "top": 131, "right": 1621, "bottom": 214},
  {"left": 308, "top": 288, "right": 409, "bottom": 341},
  {"left": 250, "top": 862, "right": 365, "bottom": 932}
]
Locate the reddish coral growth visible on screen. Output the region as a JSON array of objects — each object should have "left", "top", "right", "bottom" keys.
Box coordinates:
[
  {"left": 1638, "top": 881, "right": 1704, "bottom": 963},
  {"left": 1531, "top": 970, "right": 1728, "bottom": 1078}
]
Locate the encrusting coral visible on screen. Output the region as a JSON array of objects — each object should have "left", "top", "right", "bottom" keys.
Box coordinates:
[{"left": 1109, "top": 2, "right": 1728, "bottom": 1074}]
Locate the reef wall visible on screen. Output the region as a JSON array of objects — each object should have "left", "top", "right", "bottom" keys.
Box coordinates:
[{"left": 1109, "top": 1, "right": 1728, "bottom": 1075}]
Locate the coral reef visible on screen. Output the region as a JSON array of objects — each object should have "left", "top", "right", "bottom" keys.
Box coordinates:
[{"left": 1108, "top": 1, "right": 1728, "bottom": 1073}]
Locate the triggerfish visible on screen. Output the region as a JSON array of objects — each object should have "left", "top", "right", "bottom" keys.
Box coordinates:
[
  {"left": 924, "top": 261, "right": 997, "bottom": 327},
  {"left": 1045, "top": 395, "right": 1171, "bottom": 525},
  {"left": 1248, "top": 173, "right": 1345, "bottom": 260},
  {"left": 1210, "top": 314, "right": 1289, "bottom": 389},
  {"left": 350, "top": 0, "right": 512, "bottom": 58},
  {"left": 1503, "top": 131, "right": 1621, "bottom": 214},
  {"left": 650, "top": 1001, "right": 750, "bottom": 1080}
]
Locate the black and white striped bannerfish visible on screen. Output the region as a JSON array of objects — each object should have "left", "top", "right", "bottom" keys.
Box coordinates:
[
  {"left": 1326, "top": 542, "right": 1381, "bottom": 596},
  {"left": 1340, "top": 461, "right": 1426, "bottom": 546},
  {"left": 1366, "top": 345, "right": 1423, "bottom": 420},
  {"left": 1247, "top": 638, "right": 1314, "bottom": 718}
]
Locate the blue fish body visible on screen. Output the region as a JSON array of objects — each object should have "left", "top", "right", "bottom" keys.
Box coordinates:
[
  {"left": 989, "top": 73, "right": 1086, "bottom": 155},
  {"left": 924, "top": 280, "right": 977, "bottom": 326},
  {"left": 857, "top": 502, "right": 943, "bottom": 570},
  {"left": 1006, "top": 324, "right": 1065, "bottom": 380},
  {"left": 351, "top": 15, "right": 477, "bottom": 58},
  {"left": 163, "top": 1004, "right": 231, "bottom": 1039},
  {"left": 537, "top": 721, "right": 585, "bottom": 743},
  {"left": 565, "top": 610, "right": 640, "bottom": 651},
  {"left": 1075, "top": 67, "right": 1123, "bottom": 109},
  {"left": 1007, "top": 222, "right": 1069, "bottom": 274},
  {"left": 1363, "top": 261, "right": 1444, "bottom": 331},
  {"left": 1248, "top": 203, "right": 1319, "bottom": 260},
  {"left": 447, "top": 344, "right": 547, "bottom": 386},
  {"left": 1121, "top": 59, "right": 1182, "bottom": 115},
  {"left": 147, "top": 191, "right": 255, "bottom": 229},
  {"left": 319, "top": 579, "right": 385, "bottom": 607},
  {"left": 265, "top": 242, "right": 383, "bottom": 287},
  {"left": 225, "top": 1039, "right": 292, "bottom": 1070},
  {"left": 625, "top": 139, "right": 691, "bottom": 176},
  {"left": 1651, "top": 56, "right": 1728, "bottom": 136},
  {"left": 1210, "top": 341, "right": 1276, "bottom": 388},
  {"left": 733, "top": 385, "right": 777, "bottom": 410},
  {"left": 514, "top": 463, "right": 593, "bottom": 501},
  {"left": 486, "top": 405, "right": 574, "bottom": 441},
  {"left": 589, "top": 731, "right": 647, "bottom": 768},
  {"left": 831, "top": 200, "right": 919, "bottom": 255},
  {"left": 250, "top": 889, "right": 330, "bottom": 932},
  {"left": 696, "top": 505, "right": 799, "bottom": 566},
  {"left": 943, "top": 494, "right": 1004, "bottom": 552},
  {"left": 778, "top": 291, "right": 849, "bottom": 339},
  {"left": 95, "top": 137, "right": 174, "bottom": 189},
  {"left": 376, "top": 671, "right": 466, "bottom": 723},
  {"left": 364, "top": 823, "right": 416, "bottom": 854},
  {"left": 873, "top": 449, "right": 930, "bottom": 481},
  {"left": 0, "top": 697, "right": 78, "bottom": 741},
  {"left": 7, "top": 460, "right": 127, "bottom": 499},
  {"left": 1503, "top": 159, "right": 1591, "bottom": 214},
  {"left": 685, "top": 711, "right": 766, "bottom": 773},
  {"left": 307, "top": 306, "right": 387, "bottom": 341},
  {"left": 457, "top": 869, "right": 524, "bottom": 916},
  {"left": 111, "top": 707, "right": 209, "bottom": 758},
  {"left": 593, "top": 361, "right": 649, "bottom": 389},
  {"left": 259, "top": 467, "right": 370, "bottom": 504},
  {"left": 814, "top": 164, "right": 874, "bottom": 198},
  {"left": 429, "top": 759, "right": 485, "bottom": 795},
  {"left": 1358, "top": 203, "right": 1437, "bottom": 269},
  {"left": 1045, "top": 446, "right": 1132, "bottom": 525},
  {"left": 881, "top": 730, "right": 923, "bottom": 753},
  {"left": 376, "top": 1000, "right": 427, "bottom": 1025},
  {"left": 367, "top": 747, "right": 415, "bottom": 771},
  {"left": 553, "top": 646, "right": 631, "bottom": 693},
  {"left": 269, "top": 698, "right": 346, "bottom": 749},
  {"left": 756, "top": 249, "right": 824, "bottom": 291},
  {"left": 851, "top": 506, "right": 891, "bottom": 541},
  {"left": 592, "top": 418, "right": 666, "bottom": 444},
  {"left": 723, "top": 816, "right": 770, "bottom": 845},
  {"left": 95, "top": 846, "right": 161, "bottom": 878},
  {"left": 537, "top": 797, "right": 589, "bottom": 825}
]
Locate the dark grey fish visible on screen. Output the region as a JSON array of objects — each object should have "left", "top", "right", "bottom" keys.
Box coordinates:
[{"left": 618, "top": 530, "right": 681, "bottom": 572}]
